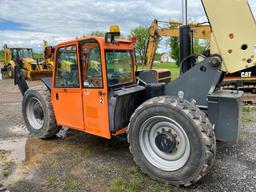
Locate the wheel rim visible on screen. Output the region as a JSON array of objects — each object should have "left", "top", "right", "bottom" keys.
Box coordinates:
[
  {"left": 26, "top": 97, "right": 45, "bottom": 130},
  {"left": 139, "top": 116, "right": 190, "bottom": 171}
]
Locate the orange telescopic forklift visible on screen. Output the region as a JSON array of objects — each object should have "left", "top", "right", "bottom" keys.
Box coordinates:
[{"left": 14, "top": 0, "right": 255, "bottom": 187}]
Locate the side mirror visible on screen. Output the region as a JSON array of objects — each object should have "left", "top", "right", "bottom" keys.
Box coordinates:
[{"left": 44, "top": 46, "right": 54, "bottom": 59}]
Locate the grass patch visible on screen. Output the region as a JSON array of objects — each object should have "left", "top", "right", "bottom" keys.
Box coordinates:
[
  {"left": 242, "top": 115, "right": 256, "bottom": 123},
  {"left": 242, "top": 106, "right": 256, "bottom": 123},
  {"left": 110, "top": 177, "right": 143, "bottom": 192},
  {"left": 109, "top": 175, "right": 172, "bottom": 192},
  {"left": 243, "top": 106, "right": 256, "bottom": 112},
  {"left": 110, "top": 167, "right": 144, "bottom": 192},
  {"left": 127, "top": 177, "right": 143, "bottom": 191},
  {"left": 64, "top": 179, "right": 81, "bottom": 190},
  {"left": 96, "top": 164, "right": 108, "bottom": 172},
  {"left": 127, "top": 166, "right": 144, "bottom": 191},
  {"left": 110, "top": 178, "right": 126, "bottom": 192},
  {"left": 2, "top": 167, "right": 10, "bottom": 177},
  {"left": 48, "top": 158, "right": 59, "bottom": 167},
  {"left": 0, "top": 150, "right": 11, "bottom": 177},
  {"left": 127, "top": 166, "right": 138, "bottom": 175},
  {"left": 147, "top": 184, "right": 170, "bottom": 192},
  {"left": 1, "top": 161, "right": 11, "bottom": 177},
  {"left": 47, "top": 176, "right": 58, "bottom": 186}
]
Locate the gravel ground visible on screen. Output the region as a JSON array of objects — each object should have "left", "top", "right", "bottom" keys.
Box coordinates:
[{"left": 0, "top": 78, "right": 255, "bottom": 192}]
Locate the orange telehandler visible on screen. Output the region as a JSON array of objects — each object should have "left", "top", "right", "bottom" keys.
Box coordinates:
[{"left": 14, "top": 0, "right": 255, "bottom": 187}]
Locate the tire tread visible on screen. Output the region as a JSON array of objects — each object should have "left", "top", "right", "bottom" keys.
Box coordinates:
[
  {"left": 128, "top": 96, "right": 216, "bottom": 186},
  {"left": 23, "top": 84, "right": 60, "bottom": 138}
]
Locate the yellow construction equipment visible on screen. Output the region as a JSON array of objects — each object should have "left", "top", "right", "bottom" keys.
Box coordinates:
[
  {"left": 2, "top": 44, "right": 52, "bottom": 80},
  {"left": 43, "top": 40, "right": 54, "bottom": 69},
  {"left": 146, "top": 20, "right": 211, "bottom": 70}
]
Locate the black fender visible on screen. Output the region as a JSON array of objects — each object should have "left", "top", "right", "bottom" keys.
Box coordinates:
[{"left": 41, "top": 77, "right": 52, "bottom": 92}]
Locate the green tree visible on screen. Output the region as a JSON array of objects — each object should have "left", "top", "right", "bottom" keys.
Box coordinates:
[
  {"left": 129, "top": 26, "right": 149, "bottom": 65},
  {"left": 154, "top": 53, "right": 162, "bottom": 62},
  {"left": 193, "top": 39, "right": 206, "bottom": 55},
  {"left": 89, "top": 31, "right": 105, "bottom": 37},
  {"left": 169, "top": 37, "right": 180, "bottom": 66},
  {"left": 170, "top": 37, "right": 207, "bottom": 67},
  {"left": 0, "top": 50, "right": 3, "bottom": 61}
]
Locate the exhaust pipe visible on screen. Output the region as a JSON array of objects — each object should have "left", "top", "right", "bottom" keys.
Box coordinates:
[
  {"left": 180, "top": 0, "right": 192, "bottom": 74},
  {"left": 182, "top": 0, "right": 188, "bottom": 25}
]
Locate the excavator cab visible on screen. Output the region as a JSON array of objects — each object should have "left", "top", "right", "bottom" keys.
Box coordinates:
[{"left": 11, "top": 48, "right": 33, "bottom": 63}]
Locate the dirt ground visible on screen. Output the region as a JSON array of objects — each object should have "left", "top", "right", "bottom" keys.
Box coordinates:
[{"left": 0, "top": 78, "right": 255, "bottom": 192}]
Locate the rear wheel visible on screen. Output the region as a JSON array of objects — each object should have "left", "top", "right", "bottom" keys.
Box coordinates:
[
  {"left": 22, "top": 84, "right": 61, "bottom": 138},
  {"left": 128, "top": 96, "right": 216, "bottom": 186},
  {"left": 7, "top": 65, "right": 14, "bottom": 78}
]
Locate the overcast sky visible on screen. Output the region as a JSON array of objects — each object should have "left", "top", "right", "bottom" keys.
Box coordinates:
[{"left": 0, "top": 0, "right": 255, "bottom": 52}]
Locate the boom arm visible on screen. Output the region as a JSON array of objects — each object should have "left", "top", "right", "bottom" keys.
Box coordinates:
[
  {"left": 145, "top": 20, "right": 211, "bottom": 69},
  {"left": 202, "top": 0, "right": 256, "bottom": 73}
]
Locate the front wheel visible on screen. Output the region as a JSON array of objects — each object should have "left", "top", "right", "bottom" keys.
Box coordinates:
[
  {"left": 128, "top": 96, "right": 216, "bottom": 186},
  {"left": 22, "top": 84, "right": 61, "bottom": 138}
]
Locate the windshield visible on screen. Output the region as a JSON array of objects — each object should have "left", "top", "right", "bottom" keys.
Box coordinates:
[
  {"left": 12, "top": 49, "right": 33, "bottom": 60},
  {"left": 105, "top": 50, "right": 133, "bottom": 87}
]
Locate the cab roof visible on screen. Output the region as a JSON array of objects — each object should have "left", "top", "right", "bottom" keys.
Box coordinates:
[{"left": 57, "top": 36, "right": 134, "bottom": 50}]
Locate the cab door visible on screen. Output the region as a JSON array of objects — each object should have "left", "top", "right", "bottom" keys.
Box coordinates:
[
  {"left": 51, "top": 43, "right": 84, "bottom": 130},
  {"left": 80, "top": 39, "right": 110, "bottom": 138}
]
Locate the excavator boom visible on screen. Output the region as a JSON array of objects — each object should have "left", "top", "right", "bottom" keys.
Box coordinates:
[{"left": 145, "top": 20, "right": 211, "bottom": 69}]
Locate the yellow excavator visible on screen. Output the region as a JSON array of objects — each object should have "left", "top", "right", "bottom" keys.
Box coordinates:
[
  {"left": 145, "top": 20, "right": 211, "bottom": 70},
  {"left": 2, "top": 44, "right": 52, "bottom": 80}
]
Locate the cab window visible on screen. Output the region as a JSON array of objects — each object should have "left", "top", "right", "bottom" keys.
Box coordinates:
[
  {"left": 105, "top": 50, "right": 133, "bottom": 87},
  {"left": 81, "top": 42, "right": 103, "bottom": 88},
  {"left": 55, "top": 45, "right": 79, "bottom": 88}
]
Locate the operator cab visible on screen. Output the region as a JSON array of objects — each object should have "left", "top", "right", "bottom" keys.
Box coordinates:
[
  {"left": 48, "top": 26, "right": 158, "bottom": 138},
  {"left": 10, "top": 48, "right": 33, "bottom": 64},
  {"left": 11, "top": 48, "right": 33, "bottom": 60}
]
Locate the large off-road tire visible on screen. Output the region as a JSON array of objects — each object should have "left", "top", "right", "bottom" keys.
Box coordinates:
[
  {"left": 128, "top": 96, "right": 216, "bottom": 186},
  {"left": 22, "top": 84, "right": 61, "bottom": 139},
  {"left": 7, "top": 65, "right": 14, "bottom": 78}
]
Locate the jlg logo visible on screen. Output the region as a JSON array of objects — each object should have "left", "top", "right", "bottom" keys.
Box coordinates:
[{"left": 241, "top": 72, "right": 252, "bottom": 78}]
